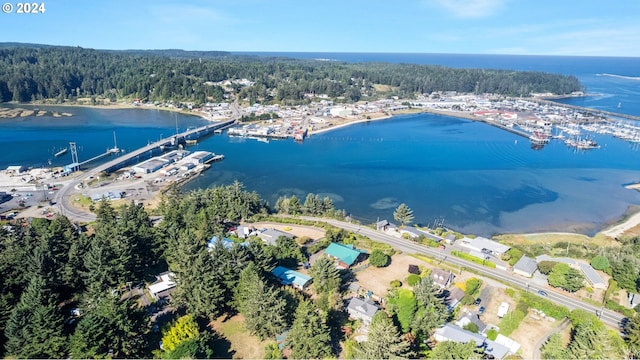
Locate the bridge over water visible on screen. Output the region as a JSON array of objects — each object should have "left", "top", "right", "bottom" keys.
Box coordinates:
[{"left": 90, "top": 119, "right": 235, "bottom": 174}]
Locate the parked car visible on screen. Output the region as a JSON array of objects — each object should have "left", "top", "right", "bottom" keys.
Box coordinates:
[
  {"left": 474, "top": 298, "right": 482, "bottom": 305},
  {"left": 479, "top": 306, "right": 485, "bottom": 314},
  {"left": 537, "top": 290, "right": 548, "bottom": 297}
]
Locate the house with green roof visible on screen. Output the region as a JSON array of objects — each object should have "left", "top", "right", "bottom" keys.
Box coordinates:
[{"left": 324, "top": 242, "right": 366, "bottom": 269}]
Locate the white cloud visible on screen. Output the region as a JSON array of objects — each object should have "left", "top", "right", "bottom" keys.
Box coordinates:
[{"left": 424, "top": 0, "right": 509, "bottom": 18}]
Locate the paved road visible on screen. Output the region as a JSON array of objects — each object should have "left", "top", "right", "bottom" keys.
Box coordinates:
[{"left": 300, "top": 216, "right": 625, "bottom": 331}]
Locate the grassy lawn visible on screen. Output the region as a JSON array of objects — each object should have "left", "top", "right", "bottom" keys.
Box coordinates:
[
  {"left": 211, "top": 314, "right": 268, "bottom": 359},
  {"left": 495, "top": 232, "right": 618, "bottom": 247}
]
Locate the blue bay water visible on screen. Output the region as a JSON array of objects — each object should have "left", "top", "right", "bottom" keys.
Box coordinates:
[{"left": 2, "top": 53, "right": 640, "bottom": 236}]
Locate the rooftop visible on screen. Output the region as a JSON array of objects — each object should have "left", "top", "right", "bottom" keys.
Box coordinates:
[
  {"left": 271, "top": 266, "right": 312, "bottom": 288},
  {"left": 325, "top": 242, "right": 364, "bottom": 267},
  {"left": 513, "top": 256, "right": 538, "bottom": 275}
]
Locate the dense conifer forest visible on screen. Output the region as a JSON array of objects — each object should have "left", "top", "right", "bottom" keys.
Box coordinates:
[{"left": 0, "top": 43, "right": 582, "bottom": 105}]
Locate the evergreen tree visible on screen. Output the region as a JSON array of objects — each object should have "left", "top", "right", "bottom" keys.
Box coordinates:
[
  {"left": 287, "top": 300, "right": 332, "bottom": 359},
  {"left": 69, "top": 291, "right": 150, "bottom": 358},
  {"left": 303, "top": 193, "right": 323, "bottom": 215},
  {"left": 360, "top": 312, "right": 413, "bottom": 359},
  {"left": 430, "top": 341, "right": 481, "bottom": 360},
  {"left": 309, "top": 256, "right": 342, "bottom": 295},
  {"left": 625, "top": 315, "right": 640, "bottom": 359},
  {"left": 393, "top": 203, "right": 414, "bottom": 227},
  {"left": 411, "top": 276, "right": 448, "bottom": 339},
  {"left": 541, "top": 333, "right": 567, "bottom": 360},
  {"left": 233, "top": 262, "right": 289, "bottom": 339},
  {"left": 4, "top": 275, "right": 67, "bottom": 358}
]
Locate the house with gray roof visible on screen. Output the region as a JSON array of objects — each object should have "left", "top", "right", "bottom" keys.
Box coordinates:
[
  {"left": 536, "top": 255, "right": 606, "bottom": 289},
  {"left": 485, "top": 339, "right": 511, "bottom": 360},
  {"left": 460, "top": 236, "right": 510, "bottom": 256},
  {"left": 430, "top": 268, "right": 455, "bottom": 289},
  {"left": 258, "top": 228, "right": 295, "bottom": 246},
  {"left": 434, "top": 324, "right": 485, "bottom": 347},
  {"left": 446, "top": 287, "right": 466, "bottom": 310},
  {"left": 455, "top": 312, "right": 488, "bottom": 334},
  {"left": 513, "top": 256, "right": 538, "bottom": 277},
  {"left": 346, "top": 297, "right": 379, "bottom": 324}
]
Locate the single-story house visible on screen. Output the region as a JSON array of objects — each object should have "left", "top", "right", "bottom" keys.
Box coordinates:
[
  {"left": 346, "top": 297, "right": 380, "bottom": 324},
  {"left": 148, "top": 271, "right": 176, "bottom": 301},
  {"left": 399, "top": 226, "right": 428, "bottom": 239},
  {"left": 446, "top": 287, "right": 466, "bottom": 310},
  {"left": 513, "top": 256, "right": 538, "bottom": 277},
  {"left": 430, "top": 268, "right": 455, "bottom": 288},
  {"left": 325, "top": 242, "right": 366, "bottom": 269},
  {"left": 376, "top": 219, "right": 397, "bottom": 233},
  {"left": 459, "top": 236, "right": 510, "bottom": 256},
  {"left": 445, "top": 234, "right": 457, "bottom": 244},
  {"left": 258, "top": 228, "right": 295, "bottom": 246},
  {"left": 235, "top": 225, "right": 256, "bottom": 239},
  {"left": 485, "top": 339, "right": 511, "bottom": 360},
  {"left": 455, "top": 312, "right": 488, "bottom": 334},
  {"left": 434, "top": 324, "right": 485, "bottom": 347},
  {"left": 271, "top": 266, "right": 312, "bottom": 290},
  {"left": 536, "top": 255, "right": 607, "bottom": 289}
]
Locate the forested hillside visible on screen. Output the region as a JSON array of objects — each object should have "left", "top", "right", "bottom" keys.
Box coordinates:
[{"left": 0, "top": 44, "right": 582, "bottom": 105}]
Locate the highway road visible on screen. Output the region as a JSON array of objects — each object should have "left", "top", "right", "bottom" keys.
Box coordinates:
[{"left": 300, "top": 216, "right": 626, "bottom": 331}]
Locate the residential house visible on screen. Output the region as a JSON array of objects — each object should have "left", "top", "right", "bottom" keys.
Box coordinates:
[
  {"left": 346, "top": 297, "right": 380, "bottom": 324},
  {"left": 324, "top": 242, "right": 366, "bottom": 269},
  {"left": 535, "top": 255, "right": 607, "bottom": 289},
  {"left": 459, "top": 237, "right": 510, "bottom": 256},
  {"left": 485, "top": 339, "right": 511, "bottom": 360},
  {"left": 513, "top": 256, "right": 538, "bottom": 277},
  {"left": 271, "top": 266, "right": 312, "bottom": 290},
  {"left": 148, "top": 271, "right": 176, "bottom": 301},
  {"left": 376, "top": 219, "right": 397, "bottom": 233},
  {"left": 445, "top": 287, "right": 466, "bottom": 310},
  {"left": 399, "top": 226, "right": 428, "bottom": 239},
  {"left": 434, "top": 324, "right": 485, "bottom": 347},
  {"left": 455, "top": 312, "right": 488, "bottom": 334},
  {"left": 430, "top": 268, "right": 455, "bottom": 288},
  {"left": 258, "top": 228, "right": 295, "bottom": 246},
  {"left": 445, "top": 234, "right": 457, "bottom": 244}
]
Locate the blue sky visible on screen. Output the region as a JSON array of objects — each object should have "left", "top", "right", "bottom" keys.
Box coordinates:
[{"left": 2, "top": 0, "right": 639, "bottom": 56}]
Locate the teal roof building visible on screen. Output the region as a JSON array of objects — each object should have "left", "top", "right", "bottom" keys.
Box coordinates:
[
  {"left": 271, "top": 266, "right": 312, "bottom": 290},
  {"left": 325, "top": 242, "right": 365, "bottom": 268}
]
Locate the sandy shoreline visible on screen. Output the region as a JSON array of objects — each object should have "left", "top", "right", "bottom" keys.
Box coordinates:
[{"left": 8, "top": 101, "right": 218, "bottom": 122}]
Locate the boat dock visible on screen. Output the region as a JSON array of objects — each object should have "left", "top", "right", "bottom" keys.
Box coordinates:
[
  {"left": 65, "top": 119, "right": 234, "bottom": 175},
  {"left": 478, "top": 119, "right": 531, "bottom": 139}
]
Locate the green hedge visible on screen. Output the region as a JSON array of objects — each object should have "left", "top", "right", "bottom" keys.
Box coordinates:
[
  {"left": 451, "top": 250, "right": 496, "bottom": 268},
  {"left": 605, "top": 299, "right": 636, "bottom": 318}
]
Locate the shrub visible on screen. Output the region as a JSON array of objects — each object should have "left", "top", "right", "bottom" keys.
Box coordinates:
[
  {"left": 538, "top": 260, "right": 558, "bottom": 275},
  {"left": 407, "top": 274, "right": 421, "bottom": 287},
  {"left": 390, "top": 280, "right": 402, "bottom": 288},
  {"left": 369, "top": 249, "right": 390, "bottom": 267},
  {"left": 463, "top": 322, "right": 479, "bottom": 333},
  {"left": 590, "top": 255, "right": 610, "bottom": 271},
  {"left": 465, "top": 278, "right": 482, "bottom": 296},
  {"left": 486, "top": 329, "right": 498, "bottom": 341}
]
